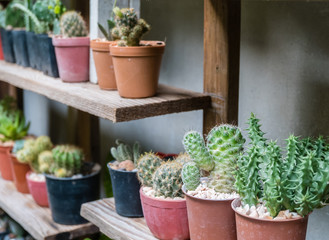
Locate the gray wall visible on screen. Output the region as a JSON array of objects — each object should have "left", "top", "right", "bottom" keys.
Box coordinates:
[{"left": 239, "top": 1, "right": 329, "bottom": 239}]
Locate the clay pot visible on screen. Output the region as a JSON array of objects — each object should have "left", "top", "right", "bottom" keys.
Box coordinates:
[
  {"left": 110, "top": 41, "right": 165, "bottom": 98},
  {"left": 52, "top": 36, "right": 90, "bottom": 82},
  {"left": 231, "top": 198, "right": 309, "bottom": 240},
  {"left": 9, "top": 151, "right": 30, "bottom": 193},
  {"left": 90, "top": 39, "right": 116, "bottom": 90},
  {"left": 183, "top": 186, "right": 237, "bottom": 240},
  {"left": 0, "top": 145, "right": 14, "bottom": 181},
  {"left": 26, "top": 171, "right": 49, "bottom": 207},
  {"left": 140, "top": 188, "right": 189, "bottom": 240},
  {"left": 0, "top": 31, "right": 4, "bottom": 60}
]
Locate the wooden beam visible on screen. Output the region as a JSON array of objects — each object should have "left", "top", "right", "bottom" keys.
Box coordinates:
[{"left": 203, "top": 0, "right": 241, "bottom": 134}]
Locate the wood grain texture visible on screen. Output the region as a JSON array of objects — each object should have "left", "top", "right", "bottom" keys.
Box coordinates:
[
  {"left": 0, "top": 178, "right": 99, "bottom": 240},
  {"left": 203, "top": 0, "right": 240, "bottom": 134},
  {"left": 0, "top": 61, "right": 211, "bottom": 123},
  {"left": 81, "top": 198, "right": 156, "bottom": 240}
]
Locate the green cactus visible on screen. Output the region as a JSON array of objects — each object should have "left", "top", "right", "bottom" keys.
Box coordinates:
[
  {"left": 206, "top": 125, "right": 245, "bottom": 193},
  {"left": 34, "top": 136, "right": 53, "bottom": 153},
  {"left": 175, "top": 152, "right": 191, "bottom": 166},
  {"left": 52, "top": 145, "right": 84, "bottom": 177},
  {"left": 153, "top": 161, "right": 184, "bottom": 198},
  {"left": 110, "top": 139, "right": 141, "bottom": 165},
  {"left": 60, "top": 11, "right": 87, "bottom": 38},
  {"left": 111, "top": 7, "right": 150, "bottom": 46},
  {"left": 137, "top": 152, "right": 162, "bottom": 187},
  {"left": 181, "top": 162, "right": 200, "bottom": 191},
  {"left": 183, "top": 131, "right": 214, "bottom": 172},
  {"left": 38, "top": 150, "right": 53, "bottom": 173}
]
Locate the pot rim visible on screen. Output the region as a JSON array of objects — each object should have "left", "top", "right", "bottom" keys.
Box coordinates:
[
  {"left": 90, "top": 39, "right": 115, "bottom": 52},
  {"left": 231, "top": 198, "right": 307, "bottom": 223},
  {"left": 110, "top": 41, "right": 165, "bottom": 57},
  {"left": 182, "top": 185, "right": 238, "bottom": 202},
  {"left": 26, "top": 171, "right": 46, "bottom": 183},
  {"left": 140, "top": 186, "right": 186, "bottom": 203},
  {"left": 52, "top": 36, "right": 90, "bottom": 47},
  {"left": 107, "top": 161, "right": 137, "bottom": 173}
]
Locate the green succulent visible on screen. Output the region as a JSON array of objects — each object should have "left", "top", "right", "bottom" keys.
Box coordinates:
[
  {"left": 110, "top": 139, "right": 141, "bottom": 165},
  {"left": 137, "top": 152, "right": 162, "bottom": 187},
  {"left": 181, "top": 162, "right": 200, "bottom": 191},
  {"left": 0, "top": 110, "right": 30, "bottom": 142}
]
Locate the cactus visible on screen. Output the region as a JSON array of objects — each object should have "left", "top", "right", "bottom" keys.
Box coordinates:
[
  {"left": 152, "top": 161, "right": 184, "bottom": 198},
  {"left": 38, "top": 150, "right": 53, "bottom": 173},
  {"left": 110, "top": 139, "right": 141, "bottom": 165},
  {"left": 181, "top": 162, "right": 200, "bottom": 191},
  {"left": 12, "top": 139, "right": 25, "bottom": 154},
  {"left": 52, "top": 145, "right": 84, "bottom": 177},
  {"left": 60, "top": 11, "right": 87, "bottom": 38},
  {"left": 137, "top": 152, "right": 162, "bottom": 187},
  {"left": 111, "top": 7, "right": 150, "bottom": 46},
  {"left": 34, "top": 136, "right": 53, "bottom": 153},
  {"left": 175, "top": 152, "right": 191, "bottom": 166}
]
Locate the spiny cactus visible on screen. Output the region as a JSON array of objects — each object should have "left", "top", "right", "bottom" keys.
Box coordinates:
[
  {"left": 111, "top": 7, "right": 150, "bottom": 46},
  {"left": 111, "top": 139, "right": 141, "bottom": 165},
  {"left": 153, "top": 161, "right": 184, "bottom": 198},
  {"left": 52, "top": 145, "right": 84, "bottom": 177},
  {"left": 181, "top": 162, "right": 200, "bottom": 191},
  {"left": 137, "top": 152, "right": 162, "bottom": 187},
  {"left": 38, "top": 150, "right": 53, "bottom": 173},
  {"left": 34, "top": 136, "right": 53, "bottom": 153},
  {"left": 175, "top": 152, "right": 191, "bottom": 166},
  {"left": 60, "top": 11, "right": 87, "bottom": 38}
]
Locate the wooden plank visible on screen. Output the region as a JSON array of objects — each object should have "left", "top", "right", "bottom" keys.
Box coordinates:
[
  {"left": 203, "top": 0, "right": 241, "bottom": 134},
  {"left": 81, "top": 198, "right": 156, "bottom": 240},
  {"left": 0, "top": 178, "right": 99, "bottom": 240},
  {"left": 0, "top": 61, "right": 211, "bottom": 123}
]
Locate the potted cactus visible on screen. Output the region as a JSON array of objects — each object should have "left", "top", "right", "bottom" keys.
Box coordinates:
[
  {"left": 232, "top": 113, "right": 329, "bottom": 240},
  {"left": 52, "top": 10, "right": 90, "bottom": 82},
  {"left": 91, "top": 0, "right": 117, "bottom": 90},
  {"left": 181, "top": 125, "right": 245, "bottom": 240},
  {"left": 137, "top": 152, "right": 190, "bottom": 240},
  {"left": 107, "top": 139, "right": 143, "bottom": 217},
  {"left": 109, "top": 7, "right": 165, "bottom": 98}
]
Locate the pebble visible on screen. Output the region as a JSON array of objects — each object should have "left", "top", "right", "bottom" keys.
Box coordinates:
[
  {"left": 142, "top": 187, "right": 184, "bottom": 200},
  {"left": 28, "top": 173, "right": 45, "bottom": 182},
  {"left": 187, "top": 185, "right": 240, "bottom": 200}
]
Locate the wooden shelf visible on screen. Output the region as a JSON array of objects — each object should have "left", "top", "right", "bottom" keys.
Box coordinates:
[
  {"left": 0, "top": 61, "right": 211, "bottom": 123},
  {"left": 0, "top": 178, "right": 99, "bottom": 240},
  {"left": 81, "top": 198, "right": 156, "bottom": 240}
]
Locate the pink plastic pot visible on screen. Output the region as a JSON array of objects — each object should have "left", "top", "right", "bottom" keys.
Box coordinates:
[
  {"left": 26, "top": 171, "right": 49, "bottom": 207},
  {"left": 52, "top": 36, "right": 90, "bottom": 82},
  {"left": 140, "top": 188, "right": 189, "bottom": 240}
]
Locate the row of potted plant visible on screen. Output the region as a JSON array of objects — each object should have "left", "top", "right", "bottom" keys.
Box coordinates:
[
  {"left": 0, "top": 96, "right": 101, "bottom": 226},
  {"left": 0, "top": 0, "right": 165, "bottom": 99}
]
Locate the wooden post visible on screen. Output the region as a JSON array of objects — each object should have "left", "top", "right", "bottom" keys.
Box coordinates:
[{"left": 203, "top": 0, "right": 241, "bottom": 134}]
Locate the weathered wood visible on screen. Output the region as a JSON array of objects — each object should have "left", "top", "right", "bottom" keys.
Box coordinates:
[
  {"left": 0, "top": 61, "right": 211, "bottom": 123},
  {"left": 0, "top": 177, "right": 99, "bottom": 240},
  {"left": 203, "top": 0, "right": 240, "bottom": 134},
  {"left": 81, "top": 198, "right": 156, "bottom": 240}
]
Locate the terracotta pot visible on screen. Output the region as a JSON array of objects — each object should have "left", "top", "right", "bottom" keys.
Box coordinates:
[
  {"left": 9, "top": 151, "right": 30, "bottom": 193},
  {"left": 140, "top": 188, "right": 189, "bottom": 240},
  {"left": 183, "top": 186, "right": 237, "bottom": 240},
  {"left": 26, "top": 171, "right": 49, "bottom": 207},
  {"left": 110, "top": 41, "right": 165, "bottom": 98},
  {"left": 52, "top": 36, "right": 90, "bottom": 82},
  {"left": 0, "top": 145, "right": 13, "bottom": 180},
  {"left": 231, "top": 198, "right": 308, "bottom": 240},
  {"left": 90, "top": 39, "right": 116, "bottom": 90},
  {"left": 0, "top": 31, "right": 4, "bottom": 60}
]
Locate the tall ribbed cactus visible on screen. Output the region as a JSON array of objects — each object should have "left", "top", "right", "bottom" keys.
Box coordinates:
[
  {"left": 111, "top": 7, "right": 150, "bottom": 46},
  {"left": 137, "top": 152, "right": 162, "bottom": 187},
  {"left": 60, "top": 11, "right": 87, "bottom": 37},
  {"left": 181, "top": 162, "right": 200, "bottom": 191}
]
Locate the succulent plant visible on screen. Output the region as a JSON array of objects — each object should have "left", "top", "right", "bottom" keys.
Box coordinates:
[
  {"left": 181, "top": 162, "right": 200, "bottom": 191},
  {"left": 111, "top": 139, "right": 141, "bottom": 165},
  {"left": 0, "top": 110, "right": 30, "bottom": 142},
  {"left": 111, "top": 7, "right": 151, "bottom": 46},
  {"left": 12, "top": 139, "right": 25, "bottom": 154},
  {"left": 38, "top": 150, "right": 53, "bottom": 173},
  {"left": 4, "top": 0, "right": 25, "bottom": 29},
  {"left": 175, "top": 152, "right": 191, "bottom": 166},
  {"left": 52, "top": 145, "right": 84, "bottom": 177},
  {"left": 137, "top": 152, "right": 162, "bottom": 187},
  {"left": 97, "top": 0, "right": 117, "bottom": 40},
  {"left": 60, "top": 11, "right": 87, "bottom": 38}
]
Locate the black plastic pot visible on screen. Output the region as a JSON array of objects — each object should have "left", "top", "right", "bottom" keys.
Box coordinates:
[
  {"left": 36, "top": 34, "right": 59, "bottom": 77},
  {"left": 107, "top": 162, "right": 143, "bottom": 217},
  {"left": 0, "top": 28, "right": 15, "bottom": 63},
  {"left": 45, "top": 164, "right": 101, "bottom": 225},
  {"left": 25, "top": 31, "right": 40, "bottom": 70},
  {"left": 12, "top": 30, "right": 30, "bottom": 67}
]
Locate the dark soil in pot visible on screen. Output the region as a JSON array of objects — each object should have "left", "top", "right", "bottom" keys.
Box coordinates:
[
  {"left": 12, "top": 30, "right": 29, "bottom": 67},
  {"left": 45, "top": 163, "right": 101, "bottom": 225},
  {"left": 25, "top": 31, "right": 40, "bottom": 70},
  {"left": 0, "top": 28, "right": 15, "bottom": 63},
  {"left": 107, "top": 163, "right": 143, "bottom": 217},
  {"left": 36, "top": 34, "right": 59, "bottom": 78}
]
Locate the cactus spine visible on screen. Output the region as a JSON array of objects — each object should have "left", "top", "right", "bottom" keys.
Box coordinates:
[
  {"left": 60, "top": 11, "right": 87, "bottom": 37},
  {"left": 181, "top": 162, "right": 200, "bottom": 191},
  {"left": 137, "top": 152, "right": 162, "bottom": 187}
]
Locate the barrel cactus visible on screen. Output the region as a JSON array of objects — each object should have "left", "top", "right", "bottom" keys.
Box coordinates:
[
  {"left": 38, "top": 150, "right": 53, "bottom": 173},
  {"left": 60, "top": 11, "right": 87, "bottom": 37},
  {"left": 136, "top": 152, "right": 162, "bottom": 187}
]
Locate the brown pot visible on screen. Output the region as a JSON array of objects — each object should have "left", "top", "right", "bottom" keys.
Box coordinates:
[
  {"left": 90, "top": 39, "right": 117, "bottom": 90},
  {"left": 9, "top": 151, "right": 30, "bottom": 193},
  {"left": 183, "top": 186, "right": 237, "bottom": 240},
  {"left": 110, "top": 41, "right": 165, "bottom": 98},
  {"left": 0, "top": 145, "right": 14, "bottom": 180},
  {"left": 231, "top": 198, "right": 309, "bottom": 240}
]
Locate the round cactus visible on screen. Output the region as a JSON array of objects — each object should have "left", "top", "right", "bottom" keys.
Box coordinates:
[
  {"left": 38, "top": 150, "right": 53, "bottom": 173},
  {"left": 175, "top": 152, "right": 191, "bottom": 166},
  {"left": 181, "top": 162, "right": 200, "bottom": 191},
  {"left": 60, "top": 11, "right": 87, "bottom": 38},
  {"left": 16, "top": 146, "right": 37, "bottom": 164},
  {"left": 152, "top": 161, "right": 184, "bottom": 198},
  {"left": 183, "top": 131, "right": 214, "bottom": 172},
  {"left": 137, "top": 152, "right": 162, "bottom": 187},
  {"left": 34, "top": 136, "right": 53, "bottom": 153}
]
